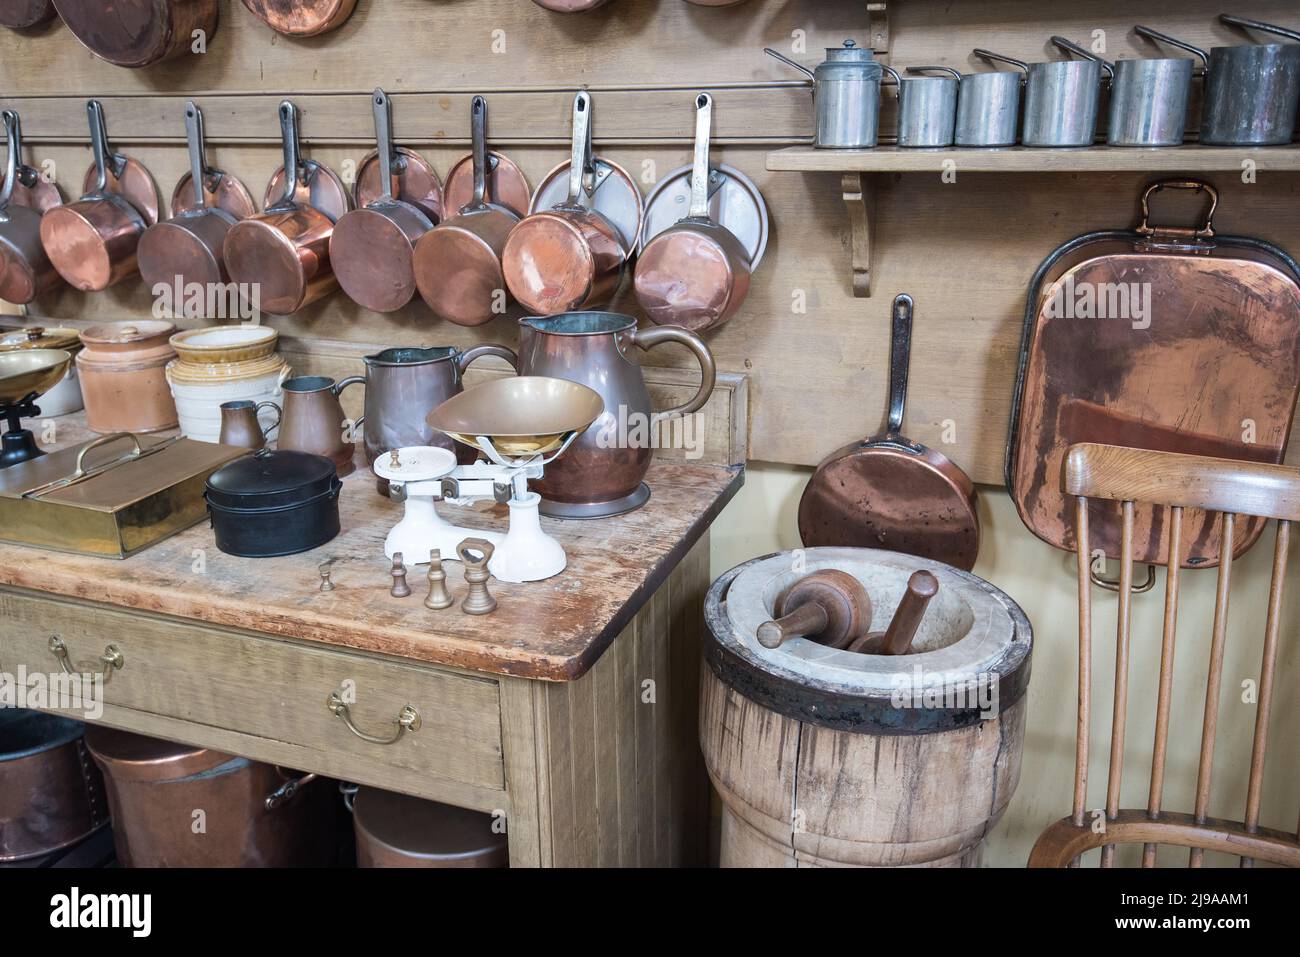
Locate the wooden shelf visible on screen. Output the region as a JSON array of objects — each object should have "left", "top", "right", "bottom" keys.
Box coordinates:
[
  {"left": 767, "top": 144, "right": 1300, "bottom": 174},
  {"left": 767, "top": 145, "right": 1300, "bottom": 297}
]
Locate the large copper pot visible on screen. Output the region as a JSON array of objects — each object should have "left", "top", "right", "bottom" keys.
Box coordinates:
[
  {"left": 77, "top": 320, "right": 179, "bottom": 434},
  {"left": 85, "top": 726, "right": 335, "bottom": 867},
  {"left": 241, "top": 0, "right": 357, "bottom": 36},
  {"left": 53, "top": 0, "right": 218, "bottom": 68},
  {"left": 0, "top": 110, "right": 62, "bottom": 305},
  {"left": 0, "top": 710, "right": 107, "bottom": 863},
  {"left": 518, "top": 311, "right": 715, "bottom": 518}
]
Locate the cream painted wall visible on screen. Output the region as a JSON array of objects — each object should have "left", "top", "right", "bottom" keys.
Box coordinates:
[{"left": 708, "top": 463, "right": 1300, "bottom": 868}]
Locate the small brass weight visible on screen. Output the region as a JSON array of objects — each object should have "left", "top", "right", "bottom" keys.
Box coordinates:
[
  {"left": 457, "top": 538, "right": 497, "bottom": 615},
  {"left": 424, "top": 548, "right": 454, "bottom": 610},
  {"left": 390, "top": 552, "right": 412, "bottom": 598}
]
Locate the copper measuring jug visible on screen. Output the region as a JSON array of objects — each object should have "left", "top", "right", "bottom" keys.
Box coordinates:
[
  {"left": 40, "top": 100, "right": 159, "bottom": 292},
  {"left": 502, "top": 92, "right": 631, "bottom": 316},
  {"left": 0, "top": 110, "right": 62, "bottom": 305},
  {"left": 223, "top": 101, "right": 349, "bottom": 316},
  {"left": 272, "top": 374, "right": 363, "bottom": 476},
  {"left": 331, "top": 89, "right": 437, "bottom": 313},
  {"left": 219, "top": 399, "right": 281, "bottom": 450},
  {"left": 413, "top": 96, "right": 521, "bottom": 326}
]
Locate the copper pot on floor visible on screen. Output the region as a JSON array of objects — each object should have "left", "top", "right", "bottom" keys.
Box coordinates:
[
  {"left": 85, "top": 726, "right": 335, "bottom": 867},
  {"left": 1, "top": 710, "right": 108, "bottom": 863},
  {"left": 346, "top": 785, "right": 508, "bottom": 868},
  {"left": 223, "top": 101, "right": 350, "bottom": 316}
]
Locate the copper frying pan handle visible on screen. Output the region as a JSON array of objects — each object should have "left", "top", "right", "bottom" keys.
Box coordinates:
[
  {"left": 87, "top": 99, "right": 123, "bottom": 194},
  {"left": 470, "top": 94, "right": 490, "bottom": 211},
  {"left": 566, "top": 91, "right": 597, "bottom": 204},
  {"left": 688, "top": 92, "right": 713, "bottom": 219},
  {"left": 184, "top": 101, "right": 209, "bottom": 210},
  {"left": 371, "top": 88, "right": 396, "bottom": 204},
  {"left": 276, "top": 100, "right": 302, "bottom": 207},
  {"left": 1137, "top": 179, "right": 1217, "bottom": 239},
  {"left": 0, "top": 110, "right": 19, "bottom": 211},
  {"left": 633, "top": 326, "right": 717, "bottom": 421},
  {"left": 884, "top": 293, "right": 913, "bottom": 438}
]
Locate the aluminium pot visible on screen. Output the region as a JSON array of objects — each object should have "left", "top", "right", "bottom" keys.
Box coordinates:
[
  {"left": 347, "top": 786, "right": 509, "bottom": 868},
  {"left": 886, "top": 66, "right": 960, "bottom": 148},
  {"left": 1107, "top": 28, "right": 1196, "bottom": 147},
  {"left": 956, "top": 51, "right": 1026, "bottom": 147},
  {"left": 205, "top": 448, "right": 342, "bottom": 557},
  {"left": 0, "top": 710, "right": 108, "bottom": 863},
  {"left": 76, "top": 320, "right": 179, "bottom": 434},
  {"left": 765, "top": 40, "right": 885, "bottom": 148},
  {"left": 84, "top": 725, "right": 335, "bottom": 867},
  {"left": 1020, "top": 36, "right": 1112, "bottom": 147}
]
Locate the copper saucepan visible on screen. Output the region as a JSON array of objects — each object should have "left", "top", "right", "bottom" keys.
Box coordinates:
[
  {"left": 413, "top": 96, "right": 522, "bottom": 326},
  {"left": 331, "top": 89, "right": 437, "bottom": 313},
  {"left": 634, "top": 92, "right": 752, "bottom": 332},
  {"left": 502, "top": 91, "right": 631, "bottom": 316},
  {"left": 0, "top": 0, "right": 56, "bottom": 28},
  {"left": 223, "top": 101, "right": 350, "bottom": 316},
  {"left": 531, "top": 0, "right": 611, "bottom": 10},
  {"left": 40, "top": 100, "right": 160, "bottom": 292},
  {"left": 138, "top": 102, "right": 257, "bottom": 306},
  {"left": 241, "top": 0, "right": 357, "bottom": 36},
  {"left": 0, "top": 111, "right": 62, "bottom": 304},
  {"left": 52, "top": 0, "right": 218, "bottom": 68}
]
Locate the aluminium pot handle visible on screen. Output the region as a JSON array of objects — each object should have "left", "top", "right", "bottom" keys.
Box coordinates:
[
  {"left": 972, "top": 49, "right": 1029, "bottom": 73},
  {"left": 1219, "top": 14, "right": 1300, "bottom": 44},
  {"left": 905, "top": 66, "right": 964, "bottom": 82},
  {"left": 633, "top": 326, "right": 716, "bottom": 421},
  {"left": 1049, "top": 36, "right": 1114, "bottom": 77},
  {"left": 763, "top": 47, "right": 815, "bottom": 82},
  {"left": 456, "top": 343, "right": 518, "bottom": 377},
  {"left": 1137, "top": 179, "right": 1218, "bottom": 239},
  {"left": 1132, "top": 25, "right": 1210, "bottom": 69}
]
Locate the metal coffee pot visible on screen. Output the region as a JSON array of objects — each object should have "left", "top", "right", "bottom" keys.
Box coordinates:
[
  {"left": 347, "top": 345, "right": 518, "bottom": 471},
  {"left": 765, "top": 40, "right": 885, "bottom": 148},
  {"left": 272, "top": 375, "right": 364, "bottom": 477},
  {"left": 517, "top": 312, "right": 715, "bottom": 518}
]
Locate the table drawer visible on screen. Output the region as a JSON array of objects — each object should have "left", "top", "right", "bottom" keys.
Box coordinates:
[{"left": 0, "top": 589, "right": 505, "bottom": 793}]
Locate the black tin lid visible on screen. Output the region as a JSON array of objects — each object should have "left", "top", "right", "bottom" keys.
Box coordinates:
[{"left": 205, "top": 448, "right": 339, "bottom": 511}]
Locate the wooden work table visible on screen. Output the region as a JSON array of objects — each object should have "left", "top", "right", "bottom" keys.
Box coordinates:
[{"left": 0, "top": 416, "right": 743, "bottom": 867}]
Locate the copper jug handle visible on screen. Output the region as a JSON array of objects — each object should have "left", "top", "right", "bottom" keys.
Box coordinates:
[
  {"left": 632, "top": 326, "right": 716, "bottom": 421},
  {"left": 255, "top": 400, "right": 282, "bottom": 439},
  {"left": 326, "top": 691, "right": 421, "bottom": 745},
  {"left": 48, "top": 635, "right": 124, "bottom": 684},
  {"left": 456, "top": 343, "right": 518, "bottom": 380}
]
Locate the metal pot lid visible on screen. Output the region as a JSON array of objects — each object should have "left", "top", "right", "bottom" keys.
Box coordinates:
[
  {"left": 355, "top": 146, "right": 444, "bottom": 222},
  {"left": 0, "top": 325, "right": 82, "bottom": 353},
  {"left": 443, "top": 150, "right": 531, "bottom": 219},
  {"left": 353, "top": 787, "right": 508, "bottom": 862},
  {"left": 80, "top": 319, "right": 177, "bottom": 346},
  {"left": 825, "top": 39, "right": 875, "bottom": 62},
  {"left": 83, "top": 725, "right": 240, "bottom": 782},
  {"left": 80, "top": 154, "right": 160, "bottom": 226},
  {"left": 170, "top": 167, "right": 259, "bottom": 220},
  {"left": 639, "top": 162, "right": 769, "bottom": 266},
  {"left": 530, "top": 156, "right": 645, "bottom": 252},
  {"left": 206, "top": 448, "right": 338, "bottom": 510},
  {"left": 263, "top": 160, "right": 351, "bottom": 222}
]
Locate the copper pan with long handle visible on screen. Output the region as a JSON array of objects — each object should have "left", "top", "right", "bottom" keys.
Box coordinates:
[
  {"left": 53, "top": 0, "right": 217, "bottom": 68},
  {"left": 223, "top": 101, "right": 349, "bottom": 316},
  {"left": 798, "top": 293, "right": 980, "bottom": 570},
  {"left": 0, "top": 111, "right": 62, "bottom": 304},
  {"left": 241, "top": 0, "right": 357, "bottom": 36}
]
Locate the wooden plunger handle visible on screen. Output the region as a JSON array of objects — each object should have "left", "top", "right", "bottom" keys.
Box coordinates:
[
  {"left": 849, "top": 570, "right": 939, "bottom": 655},
  {"left": 757, "top": 602, "right": 830, "bottom": 649}
]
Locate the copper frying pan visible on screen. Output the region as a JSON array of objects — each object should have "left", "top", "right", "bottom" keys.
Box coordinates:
[
  {"left": 798, "top": 293, "right": 981, "bottom": 570},
  {"left": 0, "top": 111, "right": 62, "bottom": 304},
  {"left": 412, "top": 96, "right": 521, "bottom": 327},
  {"left": 241, "top": 0, "right": 357, "bottom": 36},
  {"left": 634, "top": 92, "right": 752, "bottom": 332},
  {"left": 53, "top": 0, "right": 218, "bottom": 68},
  {"left": 331, "top": 90, "right": 437, "bottom": 313},
  {"left": 0, "top": 0, "right": 55, "bottom": 28}
]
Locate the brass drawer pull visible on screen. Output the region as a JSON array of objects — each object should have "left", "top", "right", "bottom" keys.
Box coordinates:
[
  {"left": 48, "top": 636, "right": 125, "bottom": 683},
  {"left": 326, "top": 691, "right": 421, "bottom": 745}
]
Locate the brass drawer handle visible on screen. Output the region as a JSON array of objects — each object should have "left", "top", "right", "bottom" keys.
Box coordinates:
[
  {"left": 48, "top": 636, "right": 125, "bottom": 684},
  {"left": 326, "top": 691, "right": 421, "bottom": 745}
]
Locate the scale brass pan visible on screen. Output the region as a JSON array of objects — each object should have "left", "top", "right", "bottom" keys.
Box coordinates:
[
  {"left": 428, "top": 376, "right": 603, "bottom": 458},
  {"left": 0, "top": 348, "right": 71, "bottom": 403}
]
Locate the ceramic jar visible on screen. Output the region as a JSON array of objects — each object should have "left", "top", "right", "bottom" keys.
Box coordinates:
[
  {"left": 0, "top": 326, "right": 85, "bottom": 416},
  {"left": 165, "top": 325, "right": 290, "bottom": 443},
  {"left": 77, "top": 320, "right": 179, "bottom": 434}
]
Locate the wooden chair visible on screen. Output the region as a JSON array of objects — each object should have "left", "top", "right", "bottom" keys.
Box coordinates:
[{"left": 1029, "top": 442, "right": 1300, "bottom": 868}]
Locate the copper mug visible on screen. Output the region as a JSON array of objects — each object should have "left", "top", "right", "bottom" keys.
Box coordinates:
[
  {"left": 517, "top": 311, "right": 715, "bottom": 518},
  {"left": 271, "top": 375, "right": 363, "bottom": 476},
  {"left": 219, "top": 399, "right": 281, "bottom": 450}
]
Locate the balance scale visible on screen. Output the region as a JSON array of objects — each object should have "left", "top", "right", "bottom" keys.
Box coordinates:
[
  {"left": 375, "top": 376, "right": 603, "bottom": 584},
  {"left": 0, "top": 348, "right": 72, "bottom": 470}
]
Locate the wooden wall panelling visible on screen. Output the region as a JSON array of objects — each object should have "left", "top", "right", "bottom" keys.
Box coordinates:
[{"left": 4, "top": 0, "right": 1299, "bottom": 483}]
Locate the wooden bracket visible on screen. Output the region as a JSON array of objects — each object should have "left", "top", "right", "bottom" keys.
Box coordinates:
[
  {"left": 867, "top": 3, "right": 890, "bottom": 58},
  {"left": 841, "top": 172, "right": 875, "bottom": 298}
]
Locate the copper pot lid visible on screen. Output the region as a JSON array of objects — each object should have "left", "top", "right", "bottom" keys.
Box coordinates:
[
  {"left": 0, "top": 325, "right": 81, "bottom": 352},
  {"left": 640, "top": 162, "right": 768, "bottom": 267},
  {"left": 0, "top": 0, "right": 56, "bottom": 29},
  {"left": 443, "top": 149, "right": 530, "bottom": 218},
  {"left": 171, "top": 171, "right": 257, "bottom": 220},
  {"left": 355, "top": 145, "right": 443, "bottom": 221},
  {"left": 53, "top": 0, "right": 216, "bottom": 68},
  {"left": 241, "top": 0, "right": 358, "bottom": 36},
  {"left": 79, "top": 153, "right": 160, "bottom": 227},
  {"left": 81, "top": 318, "right": 176, "bottom": 346},
  {"left": 531, "top": 156, "right": 643, "bottom": 252},
  {"left": 263, "top": 160, "right": 350, "bottom": 222}
]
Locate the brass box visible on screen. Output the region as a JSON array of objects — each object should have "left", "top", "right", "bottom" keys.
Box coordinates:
[{"left": 0, "top": 436, "right": 247, "bottom": 558}]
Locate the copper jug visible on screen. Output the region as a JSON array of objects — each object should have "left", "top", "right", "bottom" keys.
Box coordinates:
[
  {"left": 272, "top": 375, "right": 363, "bottom": 477},
  {"left": 517, "top": 311, "right": 715, "bottom": 518},
  {"left": 218, "top": 399, "right": 281, "bottom": 450}
]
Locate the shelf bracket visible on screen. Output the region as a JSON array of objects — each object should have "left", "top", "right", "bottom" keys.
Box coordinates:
[
  {"left": 867, "top": 3, "right": 890, "bottom": 58},
  {"left": 841, "top": 172, "right": 875, "bottom": 298}
]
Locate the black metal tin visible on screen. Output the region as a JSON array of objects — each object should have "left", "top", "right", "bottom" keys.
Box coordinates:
[{"left": 205, "top": 449, "right": 342, "bottom": 557}]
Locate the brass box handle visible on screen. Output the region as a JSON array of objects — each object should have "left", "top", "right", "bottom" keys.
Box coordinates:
[
  {"left": 48, "top": 635, "right": 124, "bottom": 684},
  {"left": 326, "top": 691, "right": 420, "bottom": 745}
]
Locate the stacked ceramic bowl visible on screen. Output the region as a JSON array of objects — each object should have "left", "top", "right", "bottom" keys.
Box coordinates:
[{"left": 166, "top": 326, "right": 291, "bottom": 443}]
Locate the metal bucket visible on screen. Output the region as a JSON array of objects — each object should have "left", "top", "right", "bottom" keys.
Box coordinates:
[
  {"left": 889, "top": 66, "right": 961, "bottom": 147},
  {"left": 345, "top": 785, "right": 509, "bottom": 867},
  {"left": 1107, "top": 52, "right": 1194, "bottom": 146}
]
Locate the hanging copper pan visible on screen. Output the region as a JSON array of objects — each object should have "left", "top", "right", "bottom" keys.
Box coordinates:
[
  {"left": 798, "top": 293, "right": 981, "bottom": 570},
  {"left": 532, "top": 0, "right": 611, "bottom": 10},
  {"left": 40, "top": 100, "right": 159, "bottom": 292},
  {"left": 0, "top": 111, "right": 62, "bottom": 305},
  {"left": 0, "top": 111, "right": 61, "bottom": 215},
  {"left": 634, "top": 92, "right": 753, "bottom": 332},
  {"left": 0, "top": 0, "right": 55, "bottom": 29},
  {"left": 53, "top": 0, "right": 218, "bottom": 68},
  {"left": 502, "top": 91, "right": 641, "bottom": 316},
  {"left": 413, "top": 96, "right": 521, "bottom": 327},
  {"left": 331, "top": 89, "right": 437, "bottom": 313},
  {"left": 138, "top": 102, "right": 255, "bottom": 303},
  {"left": 241, "top": 0, "right": 357, "bottom": 36},
  {"left": 223, "top": 101, "right": 350, "bottom": 316}
]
